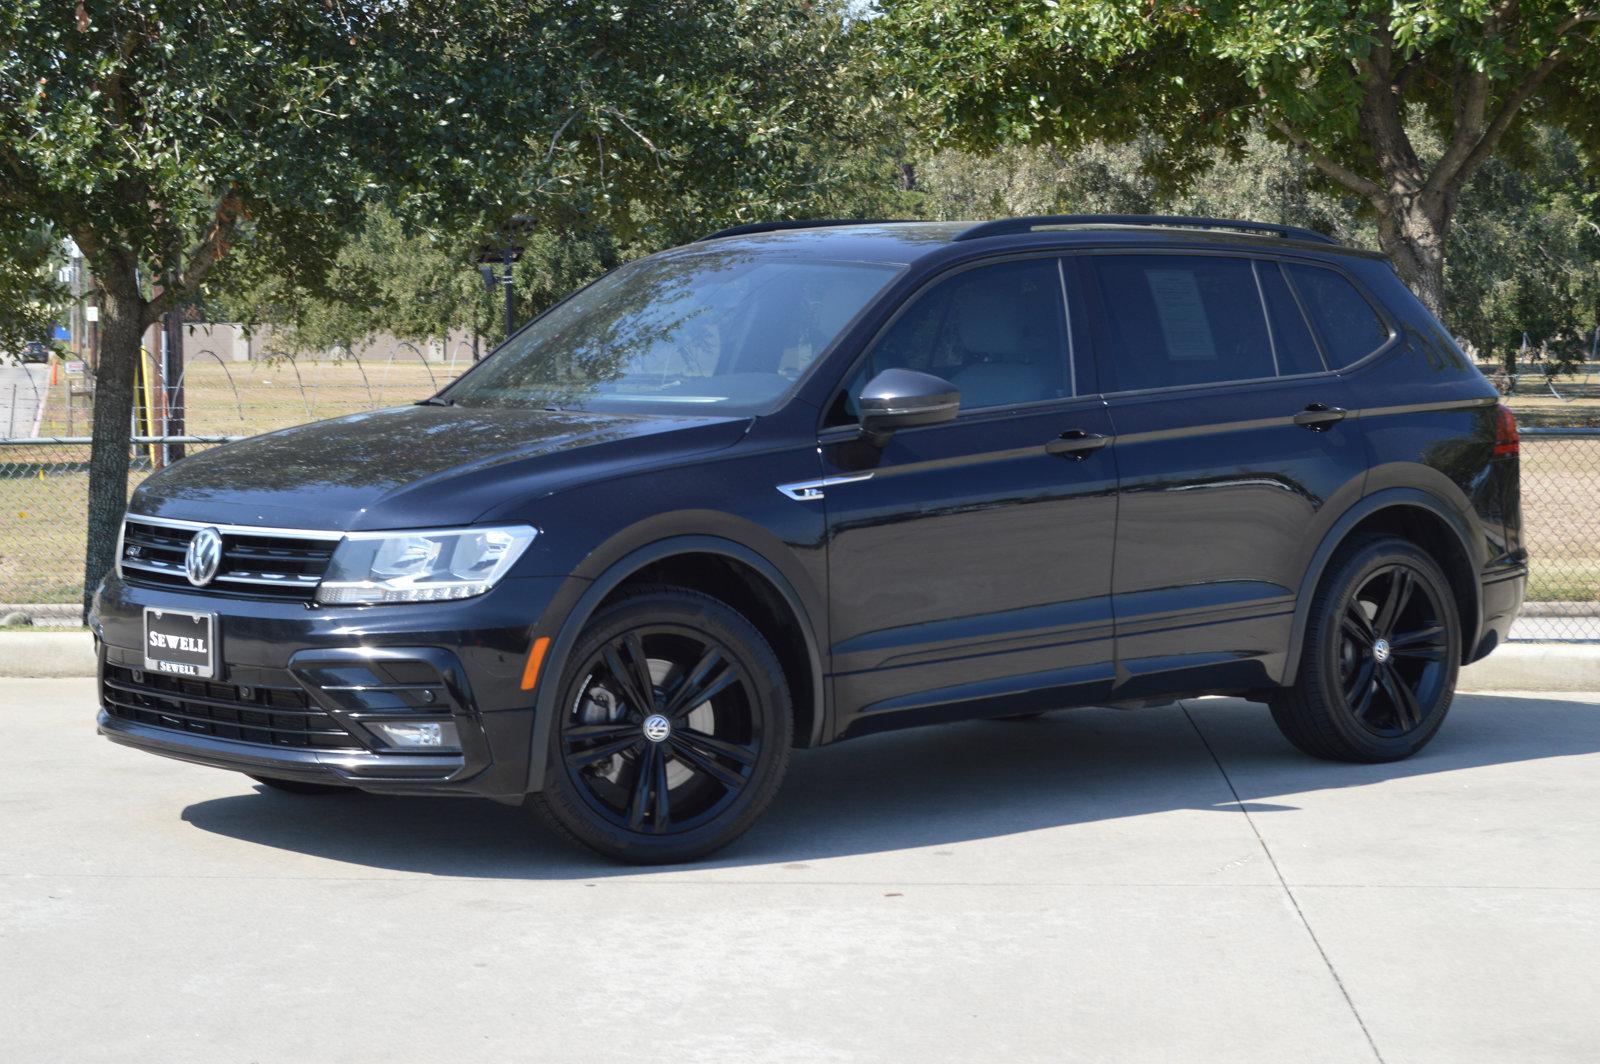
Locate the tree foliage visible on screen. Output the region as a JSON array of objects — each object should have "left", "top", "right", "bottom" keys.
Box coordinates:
[
  {"left": 0, "top": 220, "right": 65, "bottom": 357},
  {"left": 0, "top": 0, "right": 873, "bottom": 608},
  {"left": 1448, "top": 124, "right": 1600, "bottom": 365},
  {"left": 873, "top": 0, "right": 1600, "bottom": 313}
]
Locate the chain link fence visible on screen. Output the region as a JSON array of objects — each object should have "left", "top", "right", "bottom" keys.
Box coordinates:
[
  {"left": 1, "top": 350, "right": 461, "bottom": 618},
  {"left": 3, "top": 424, "right": 1598, "bottom": 638},
  {"left": 0, "top": 437, "right": 237, "bottom": 612},
  {"left": 1513, "top": 428, "right": 1600, "bottom": 640}
]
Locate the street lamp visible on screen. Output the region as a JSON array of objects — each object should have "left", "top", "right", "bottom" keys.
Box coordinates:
[{"left": 476, "top": 215, "right": 535, "bottom": 345}]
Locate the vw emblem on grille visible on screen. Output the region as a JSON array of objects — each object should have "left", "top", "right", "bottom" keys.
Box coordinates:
[
  {"left": 642, "top": 714, "right": 672, "bottom": 743},
  {"left": 185, "top": 527, "right": 223, "bottom": 587}
]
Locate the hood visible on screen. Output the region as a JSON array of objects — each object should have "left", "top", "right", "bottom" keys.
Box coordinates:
[{"left": 131, "top": 404, "right": 750, "bottom": 530}]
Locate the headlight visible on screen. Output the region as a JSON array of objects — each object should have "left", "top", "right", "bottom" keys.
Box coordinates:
[{"left": 315, "top": 526, "right": 536, "bottom": 605}]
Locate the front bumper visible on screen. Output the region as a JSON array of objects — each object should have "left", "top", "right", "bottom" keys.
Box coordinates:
[{"left": 92, "top": 572, "right": 567, "bottom": 799}]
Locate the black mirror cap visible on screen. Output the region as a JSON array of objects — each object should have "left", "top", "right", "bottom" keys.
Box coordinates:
[{"left": 858, "top": 368, "right": 960, "bottom": 440}]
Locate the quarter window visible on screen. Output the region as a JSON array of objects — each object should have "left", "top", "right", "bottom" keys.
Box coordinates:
[
  {"left": 1089, "top": 255, "right": 1277, "bottom": 391},
  {"left": 854, "top": 258, "right": 1071, "bottom": 411},
  {"left": 1285, "top": 263, "right": 1390, "bottom": 367},
  {"left": 1258, "top": 261, "right": 1326, "bottom": 376}
]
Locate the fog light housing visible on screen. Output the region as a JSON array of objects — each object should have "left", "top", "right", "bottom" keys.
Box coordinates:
[{"left": 371, "top": 720, "right": 459, "bottom": 750}]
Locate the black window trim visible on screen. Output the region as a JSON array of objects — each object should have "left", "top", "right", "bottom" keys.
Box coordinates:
[
  {"left": 1249, "top": 259, "right": 1283, "bottom": 378},
  {"left": 1077, "top": 246, "right": 1399, "bottom": 400},
  {"left": 815, "top": 249, "right": 1083, "bottom": 434}
]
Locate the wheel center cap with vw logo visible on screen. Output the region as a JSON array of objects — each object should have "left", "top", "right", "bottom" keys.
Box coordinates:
[
  {"left": 642, "top": 714, "right": 672, "bottom": 743},
  {"left": 1372, "top": 638, "right": 1392, "bottom": 665},
  {"left": 185, "top": 527, "right": 224, "bottom": 587}
]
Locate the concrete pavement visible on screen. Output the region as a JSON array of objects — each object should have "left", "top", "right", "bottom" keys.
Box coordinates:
[
  {"left": 0, "top": 361, "right": 48, "bottom": 437},
  {"left": 3, "top": 680, "right": 1599, "bottom": 1063}
]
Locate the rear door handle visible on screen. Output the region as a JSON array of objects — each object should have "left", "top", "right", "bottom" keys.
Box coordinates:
[
  {"left": 1045, "top": 429, "right": 1111, "bottom": 459},
  {"left": 1293, "top": 404, "right": 1347, "bottom": 431}
]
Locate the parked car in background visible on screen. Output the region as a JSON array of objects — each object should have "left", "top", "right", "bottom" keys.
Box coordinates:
[
  {"left": 19, "top": 341, "right": 50, "bottom": 364},
  {"left": 92, "top": 214, "right": 1525, "bottom": 863}
]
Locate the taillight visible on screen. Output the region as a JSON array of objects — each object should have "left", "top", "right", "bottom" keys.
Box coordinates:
[{"left": 1493, "top": 404, "right": 1520, "bottom": 457}]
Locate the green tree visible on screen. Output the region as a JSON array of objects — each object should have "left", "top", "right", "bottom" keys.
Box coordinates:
[
  {"left": 1447, "top": 124, "right": 1600, "bottom": 367},
  {"left": 0, "top": 221, "right": 65, "bottom": 357},
  {"left": 1, "top": 0, "right": 860, "bottom": 610},
  {"left": 874, "top": 0, "right": 1600, "bottom": 315},
  {"left": 911, "top": 130, "right": 1376, "bottom": 248},
  {"left": 217, "top": 209, "right": 626, "bottom": 356}
]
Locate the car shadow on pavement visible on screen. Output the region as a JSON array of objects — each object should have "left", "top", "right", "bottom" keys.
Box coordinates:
[{"left": 179, "top": 693, "right": 1600, "bottom": 878}]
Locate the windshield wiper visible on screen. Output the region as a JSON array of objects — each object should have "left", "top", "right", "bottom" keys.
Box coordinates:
[{"left": 415, "top": 396, "right": 455, "bottom": 407}]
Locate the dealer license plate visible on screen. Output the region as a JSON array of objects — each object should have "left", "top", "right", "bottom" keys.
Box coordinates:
[{"left": 143, "top": 607, "right": 217, "bottom": 679}]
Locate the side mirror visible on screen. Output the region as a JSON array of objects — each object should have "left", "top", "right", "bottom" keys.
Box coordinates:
[{"left": 857, "top": 368, "right": 960, "bottom": 445}]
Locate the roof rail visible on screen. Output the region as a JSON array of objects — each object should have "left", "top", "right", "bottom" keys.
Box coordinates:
[
  {"left": 954, "top": 214, "right": 1338, "bottom": 245},
  {"left": 696, "top": 219, "right": 917, "bottom": 242}
]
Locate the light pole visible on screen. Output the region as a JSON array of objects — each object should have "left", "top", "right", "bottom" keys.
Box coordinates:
[{"left": 475, "top": 215, "right": 534, "bottom": 346}]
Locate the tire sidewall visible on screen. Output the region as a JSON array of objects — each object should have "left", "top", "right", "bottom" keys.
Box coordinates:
[
  {"left": 1310, "top": 540, "right": 1461, "bottom": 759},
  {"left": 537, "top": 589, "right": 792, "bottom": 863}
]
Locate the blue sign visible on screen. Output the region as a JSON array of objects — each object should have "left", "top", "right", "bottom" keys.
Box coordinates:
[{"left": 52, "top": 324, "right": 70, "bottom": 341}]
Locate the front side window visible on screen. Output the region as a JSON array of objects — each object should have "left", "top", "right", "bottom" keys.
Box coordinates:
[
  {"left": 446, "top": 249, "right": 901, "bottom": 415},
  {"left": 1090, "top": 254, "right": 1281, "bottom": 392},
  {"left": 1285, "top": 263, "right": 1390, "bottom": 368},
  {"left": 850, "top": 258, "right": 1071, "bottom": 412}
]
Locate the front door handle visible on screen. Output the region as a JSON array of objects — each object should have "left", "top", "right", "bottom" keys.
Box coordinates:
[
  {"left": 1293, "top": 403, "right": 1348, "bottom": 431},
  {"left": 1045, "top": 429, "right": 1111, "bottom": 459}
]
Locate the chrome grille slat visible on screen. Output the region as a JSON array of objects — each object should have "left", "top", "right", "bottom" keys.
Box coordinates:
[
  {"left": 214, "top": 572, "right": 321, "bottom": 588},
  {"left": 120, "top": 515, "right": 339, "bottom": 602}
]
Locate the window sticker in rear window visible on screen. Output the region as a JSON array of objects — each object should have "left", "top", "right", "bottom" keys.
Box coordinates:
[{"left": 1145, "top": 270, "right": 1217, "bottom": 362}]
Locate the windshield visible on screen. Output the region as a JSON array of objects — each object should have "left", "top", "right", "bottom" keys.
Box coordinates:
[{"left": 444, "top": 248, "right": 902, "bottom": 415}]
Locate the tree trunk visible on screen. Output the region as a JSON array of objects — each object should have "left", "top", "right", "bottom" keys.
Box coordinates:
[
  {"left": 80, "top": 254, "right": 144, "bottom": 619},
  {"left": 1375, "top": 196, "right": 1450, "bottom": 320}
]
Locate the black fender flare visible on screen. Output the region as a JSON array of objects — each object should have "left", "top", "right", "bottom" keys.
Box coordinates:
[
  {"left": 523, "top": 534, "right": 826, "bottom": 792},
  {"left": 1281, "top": 487, "right": 1482, "bottom": 686}
]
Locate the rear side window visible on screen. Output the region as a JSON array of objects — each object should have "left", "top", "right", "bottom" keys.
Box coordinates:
[
  {"left": 1089, "top": 255, "right": 1275, "bottom": 391},
  {"left": 1285, "top": 263, "right": 1390, "bottom": 367}
]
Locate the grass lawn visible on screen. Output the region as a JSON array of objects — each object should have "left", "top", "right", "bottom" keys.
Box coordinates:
[
  {"left": 1518, "top": 437, "right": 1600, "bottom": 603},
  {"left": 0, "top": 468, "right": 108, "bottom": 604},
  {"left": 33, "top": 357, "right": 466, "bottom": 439}
]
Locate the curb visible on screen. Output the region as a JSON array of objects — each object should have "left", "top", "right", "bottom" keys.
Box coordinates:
[
  {"left": 2, "top": 631, "right": 1598, "bottom": 692},
  {"left": 1458, "top": 643, "right": 1600, "bottom": 693},
  {"left": 1, "top": 631, "right": 97, "bottom": 678}
]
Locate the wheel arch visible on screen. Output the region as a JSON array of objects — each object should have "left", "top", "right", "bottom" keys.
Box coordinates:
[
  {"left": 524, "top": 535, "right": 826, "bottom": 793},
  {"left": 1283, "top": 488, "right": 1482, "bottom": 686}
]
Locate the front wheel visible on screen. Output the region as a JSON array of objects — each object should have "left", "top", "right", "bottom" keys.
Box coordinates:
[
  {"left": 1271, "top": 536, "right": 1461, "bottom": 762},
  {"left": 533, "top": 586, "right": 793, "bottom": 864}
]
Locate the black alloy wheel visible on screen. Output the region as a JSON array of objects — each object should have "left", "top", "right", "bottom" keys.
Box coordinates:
[
  {"left": 534, "top": 586, "right": 792, "bottom": 863},
  {"left": 1336, "top": 564, "right": 1451, "bottom": 737},
  {"left": 1272, "top": 536, "right": 1461, "bottom": 762}
]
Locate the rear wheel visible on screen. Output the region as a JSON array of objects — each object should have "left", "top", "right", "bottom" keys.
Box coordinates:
[
  {"left": 533, "top": 586, "right": 792, "bottom": 864},
  {"left": 249, "top": 775, "right": 350, "bottom": 795},
  {"left": 1271, "top": 536, "right": 1460, "bottom": 762}
]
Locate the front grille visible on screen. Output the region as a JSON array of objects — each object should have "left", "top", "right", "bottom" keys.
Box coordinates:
[
  {"left": 102, "top": 663, "right": 364, "bottom": 750},
  {"left": 120, "top": 516, "right": 339, "bottom": 601}
]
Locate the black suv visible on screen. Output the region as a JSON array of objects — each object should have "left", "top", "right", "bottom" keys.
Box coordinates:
[{"left": 93, "top": 215, "right": 1526, "bottom": 862}]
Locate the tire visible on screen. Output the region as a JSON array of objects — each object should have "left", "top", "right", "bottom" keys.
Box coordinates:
[
  {"left": 250, "top": 775, "right": 352, "bottom": 795},
  {"left": 533, "top": 585, "right": 793, "bottom": 864},
  {"left": 1271, "top": 536, "right": 1461, "bottom": 762}
]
